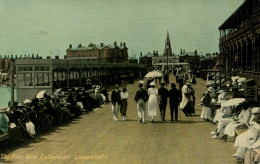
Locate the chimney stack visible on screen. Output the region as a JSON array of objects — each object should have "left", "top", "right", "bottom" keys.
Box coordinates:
[
  {"left": 32, "top": 54, "right": 34, "bottom": 58},
  {"left": 140, "top": 52, "right": 142, "bottom": 57},
  {"left": 36, "top": 54, "right": 39, "bottom": 58},
  {"left": 11, "top": 55, "right": 13, "bottom": 59},
  {"left": 15, "top": 55, "right": 17, "bottom": 59},
  {"left": 55, "top": 56, "right": 59, "bottom": 59},
  {"left": 114, "top": 41, "right": 117, "bottom": 46},
  {"left": 123, "top": 42, "right": 126, "bottom": 47},
  {"left": 120, "top": 42, "right": 123, "bottom": 46},
  {"left": 100, "top": 43, "right": 104, "bottom": 47},
  {"left": 69, "top": 44, "right": 72, "bottom": 48}
]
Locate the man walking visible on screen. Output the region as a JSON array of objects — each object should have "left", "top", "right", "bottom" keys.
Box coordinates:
[
  {"left": 158, "top": 83, "right": 169, "bottom": 121},
  {"left": 168, "top": 83, "right": 182, "bottom": 121},
  {"left": 134, "top": 83, "right": 149, "bottom": 123},
  {"left": 111, "top": 84, "right": 121, "bottom": 121}
]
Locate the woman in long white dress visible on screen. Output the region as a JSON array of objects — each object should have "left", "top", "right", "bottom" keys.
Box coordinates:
[{"left": 148, "top": 81, "right": 158, "bottom": 122}]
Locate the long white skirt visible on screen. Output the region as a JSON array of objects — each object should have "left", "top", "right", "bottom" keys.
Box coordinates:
[
  {"left": 25, "top": 121, "right": 36, "bottom": 135},
  {"left": 200, "top": 106, "right": 212, "bottom": 120},
  {"left": 224, "top": 122, "right": 244, "bottom": 137},
  {"left": 148, "top": 95, "right": 157, "bottom": 117},
  {"left": 234, "top": 128, "right": 257, "bottom": 148}
]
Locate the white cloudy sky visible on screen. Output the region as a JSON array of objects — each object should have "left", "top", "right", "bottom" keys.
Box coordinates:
[{"left": 0, "top": 0, "right": 244, "bottom": 58}]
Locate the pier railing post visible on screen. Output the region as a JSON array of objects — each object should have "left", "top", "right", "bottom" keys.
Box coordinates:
[{"left": 10, "top": 62, "right": 15, "bottom": 105}]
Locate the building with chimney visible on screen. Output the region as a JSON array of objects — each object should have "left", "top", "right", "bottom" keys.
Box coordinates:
[
  {"left": 179, "top": 49, "right": 200, "bottom": 72},
  {"left": 66, "top": 41, "right": 128, "bottom": 63}
]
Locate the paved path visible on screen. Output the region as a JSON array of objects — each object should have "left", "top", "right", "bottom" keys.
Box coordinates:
[{"left": 1, "top": 75, "right": 237, "bottom": 164}]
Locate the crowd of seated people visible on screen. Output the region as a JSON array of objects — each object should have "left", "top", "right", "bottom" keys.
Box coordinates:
[
  {"left": 0, "top": 85, "right": 109, "bottom": 149},
  {"left": 199, "top": 75, "right": 260, "bottom": 163}
]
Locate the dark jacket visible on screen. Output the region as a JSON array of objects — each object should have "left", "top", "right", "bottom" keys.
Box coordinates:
[
  {"left": 134, "top": 88, "right": 149, "bottom": 103},
  {"left": 158, "top": 87, "right": 169, "bottom": 104},
  {"left": 111, "top": 90, "right": 121, "bottom": 105},
  {"left": 168, "top": 88, "right": 182, "bottom": 105},
  {"left": 202, "top": 92, "right": 211, "bottom": 107}
]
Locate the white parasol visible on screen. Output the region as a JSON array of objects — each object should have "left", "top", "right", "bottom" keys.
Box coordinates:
[
  {"left": 36, "top": 90, "right": 47, "bottom": 99},
  {"left": 54, "top": 88, "right": 62, "bottom": 96},
  {"left": 145, "top": 71, "right": 162, "bottom": 78},
  {"left": 221, "top": 98, "right": 245, "bottom": 107}
]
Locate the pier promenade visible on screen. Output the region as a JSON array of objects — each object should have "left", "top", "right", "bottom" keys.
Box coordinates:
[{"left": 1, "top": 75, "right": 237, "bottom": 164}]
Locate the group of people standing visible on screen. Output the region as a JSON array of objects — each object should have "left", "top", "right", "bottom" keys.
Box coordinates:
[{"left": 110, "top": 78, "right": 184, "bottom": 123}]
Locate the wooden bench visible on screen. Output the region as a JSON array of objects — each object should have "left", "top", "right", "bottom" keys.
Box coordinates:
[
  {"left": 0, "top": 133, "right": 10, "bottom": 150},
  {"left": 0, "top": 133, "right": 9, "bottom": 142}
]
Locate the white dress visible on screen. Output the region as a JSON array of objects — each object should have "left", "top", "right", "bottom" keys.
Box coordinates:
[{"left": 148, "top": 88, "right": 158, "bottom": 117}]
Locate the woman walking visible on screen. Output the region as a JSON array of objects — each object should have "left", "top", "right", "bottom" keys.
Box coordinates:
[
  {"left": 120, "top": 87, "right": 129, "bottom": 121},
  {"left": 148, "top": 81, "right": 158, "bottom": 122}
]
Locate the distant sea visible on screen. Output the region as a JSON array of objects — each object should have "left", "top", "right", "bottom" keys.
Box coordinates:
[{"left": 0, "top": 87, "right": 17, "bottom": 107}]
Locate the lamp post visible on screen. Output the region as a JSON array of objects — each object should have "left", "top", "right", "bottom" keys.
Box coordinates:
[{"left": 9, "top": 61, "right": 15, "bottom": 105}]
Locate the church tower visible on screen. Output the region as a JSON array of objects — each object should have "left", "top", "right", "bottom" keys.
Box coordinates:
[{"left": 163, "top": 30, "right": 173, "bottom": 56}]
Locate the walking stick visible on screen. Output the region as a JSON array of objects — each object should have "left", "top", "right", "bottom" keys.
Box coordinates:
[
  {"left": 18, "top": 120, "right": 35, "bottom": 140},
  {"left": 179, "top": 105, "right": 181, "bottom": 121}
]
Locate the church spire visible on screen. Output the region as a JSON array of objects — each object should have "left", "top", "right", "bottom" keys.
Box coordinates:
[{"left": 163, "top": 30, "right": 173, "bottom": 56}]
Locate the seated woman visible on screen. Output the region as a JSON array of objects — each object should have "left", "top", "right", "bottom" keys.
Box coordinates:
[
  {"left": 0, "top": 106, "right": 9, "bottom": 134},
  {"left": 233, "top": 108, "right": 260, "bottom": 163},
  {"left": 211, "top": 100, "right": 246, "bottom": 138},
  {"left": 221, "top": 103, "right": 253, "bottom": 141}
]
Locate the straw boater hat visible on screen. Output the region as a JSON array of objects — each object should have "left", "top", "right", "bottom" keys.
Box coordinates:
[
  {"left": 150, "top": 81, "right": 156, "bottom": 86},
  {"left": 0, "top": 106, "right": 8, "bottom": 113},
  {"left": 17, "top": 103, "right": 24, "bottom": 107},
  {"left": 139, "top": 80, "right": 144, "bottom": 84}
]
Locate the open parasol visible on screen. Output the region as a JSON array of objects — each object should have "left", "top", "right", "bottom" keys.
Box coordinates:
[
  {"left": 54, "top": 88, "right": 62, "bottom": 96},
  {"left": 145, "top": 71, "right": 162, "bottom": 78},
  {"left": 36, "top": 90, "right": 47, "bottom": 99},
  {"left": 221, "top": 98, "right": 245, "bottom": 107}
]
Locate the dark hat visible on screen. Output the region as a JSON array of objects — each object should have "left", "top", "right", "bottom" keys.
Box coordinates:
[
  {"left": 160, "top": 82, "right": 165, "bottom": 86},
  {"left": 171, "top": 83, "right": 176, "bottom": 87}
]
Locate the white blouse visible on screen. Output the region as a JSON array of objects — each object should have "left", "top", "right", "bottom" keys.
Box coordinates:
[{"left": 120, "top": 92, "right": 129, "bottom": 100}]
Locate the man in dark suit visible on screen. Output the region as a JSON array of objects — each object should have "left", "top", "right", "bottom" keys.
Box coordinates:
[
  {"left": 111, "top": 84, "right": 121, "bottom": 121},
  {"left": 158, "top": 83, "right": 169, "bottom": 121},
  {"left": 168, "top": 83, "right": 182, "bottom": 121},
  {"left": 164, "top": 72, "right": 169, "bottom": 86},
  {"left": 134, "top": 83, "right": 149, "bottom": 123}
]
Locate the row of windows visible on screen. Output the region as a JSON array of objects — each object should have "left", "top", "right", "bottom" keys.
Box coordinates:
[
  {"left": 17, "top": 73, "right": 50, "bottom": 86},
  {"left": 154, "top": 60, "right": 173, "bottom": 64},
  {"left": 18, "top": 66, "right": 50, "bottom": 72}
]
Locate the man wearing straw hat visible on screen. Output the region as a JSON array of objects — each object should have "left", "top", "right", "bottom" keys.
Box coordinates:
[
  {"left": 134, "top": 82, "right": 148, "bottom": 123},
  {"left": 158, "top": 82, "right": 169, "bottom": 121},
  {"left": 168, "top": 83, "right": 182, "bottom": 121}
]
